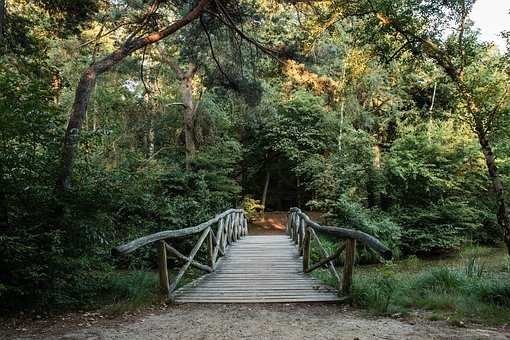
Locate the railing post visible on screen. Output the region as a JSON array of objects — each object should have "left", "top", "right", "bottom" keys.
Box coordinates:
[
  {"left": 235, "top": 212, "right": 240, "bottom": 241},
  {"left": 226, "top": 214, "right": 232, "bottom": 244},
  {"left": 341, "top": 238, "right": 356, "bottom": 295},
  {"left": 219, "top": 217, "right": 226, "bottom": 254},
  {"left": 287, "top": 213, "right": 292, "bottom": 238},
  {"left": 207, "top": 227, "right": 214, "bottom": 268},
  {"left": 298, "top": 218, "right": 305, "bottom": 254},
  {"left": 293, "top": 215, "right": 299, "bottom": 244},
  {"left": 157, "top": 240, "right": 170, "bottom": 296},
  {"left": 303, "top": 226, "right": 311, "bottom": 272},
  {"left": 286, "top": 212, "right": 292, "bottom": 235}
]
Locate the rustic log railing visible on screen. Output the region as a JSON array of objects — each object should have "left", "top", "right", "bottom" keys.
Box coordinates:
[
  {"left": 112, "top": 209, "right": 248, "bottom": 299},
  {"left": 287, "top": 207, "right": 392, "bottom": 295}
]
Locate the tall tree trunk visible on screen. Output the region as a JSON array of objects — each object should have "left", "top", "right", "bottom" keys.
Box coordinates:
[
  {"left": 262, "top": 169, "right": 270, "bottom": 207},
  {"left": 475, "top": 122, "right": 510, "bottom": 254},
  {"left": 158, "top": 55, "right": 198, "bottom": 170},
  {"left": 56, "top": 0, "right": 210, "bottom": 190},
  {"left": 181, "top": 73, "right": 196, "bottom": 170}
]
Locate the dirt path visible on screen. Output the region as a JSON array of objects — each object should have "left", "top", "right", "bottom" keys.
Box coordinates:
[
  {"left": 248, "top": 211, "right": 322, "bottom": 235},
  {"left": 6, "top": 303, "right": 509, "bottom": 340}
]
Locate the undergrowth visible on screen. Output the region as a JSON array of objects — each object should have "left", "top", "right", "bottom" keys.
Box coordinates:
[
  {"left": 316, "top": 246, "right": 510, "bottom": 325},
  {"left": 101, "top": 271, "right": 160, "bottom": 315}
]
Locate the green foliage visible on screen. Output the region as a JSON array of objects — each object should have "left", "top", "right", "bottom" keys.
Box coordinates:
[
  {"left": 385, "top": 122, "right": 493, "bottom": 253},
  {"left": 350, "top": 260, "right": 510, "bottom": 324},
  {"left": 242, "top": 197, "right": 264, "bottom": 221},
  {"left": 312, "top": 194, "right": 402, "bottom": 261}
]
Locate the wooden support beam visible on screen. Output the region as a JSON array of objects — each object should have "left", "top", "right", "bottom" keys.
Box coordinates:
[
  {"left": 298, "top": 218, "right": 305, "bottom": 254},
  {"left": 226, "top": 214, "right": 232, "bottom": 245},
  {"left": 213, "top": 218, "right": 225, "bottom": 266},
  {"left": 208, "top": 228, "right": 214, "bottom": 268},
  {"left": 341, "top": 239, "right": 356, "bottom": 295},
  {"left": 310, "top": 229, "right": 341, "bottom": 283},
  {"left": 165, "top": 242, "right": 212, "bottom": 273},
  {"left": 169, "top": 227, "right": 210, "bottom": 293},
  {"left": 305, "top": 243, "right": 345, "bottom": 273},
  {"left": 293, "top": 215, "right": 299, "bottom": 244},
  {"left": 157, "top": 241, "right": 170, "bottom": 295}
]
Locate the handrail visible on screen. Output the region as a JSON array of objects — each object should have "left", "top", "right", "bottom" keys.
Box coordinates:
[
  {"left": 112, "top": 209, "right": 244, "bottom": 255},
  {"left": 289, "top": 208, "right": 392, "bottom": 259},
  {"left": 287, "top": 207, "right": 392, "bottom": 295},
  {"left": 112, "top": 208, "right": 248, "bottom": 299}
]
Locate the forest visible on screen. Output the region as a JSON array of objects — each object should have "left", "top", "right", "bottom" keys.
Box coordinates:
[{"left": 1, "top": 0, "right": 510, "bottom": 334}]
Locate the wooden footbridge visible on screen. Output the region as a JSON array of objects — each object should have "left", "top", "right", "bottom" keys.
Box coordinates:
[{"left": 113, "top": 208, "right": 392, "bottom": 303}]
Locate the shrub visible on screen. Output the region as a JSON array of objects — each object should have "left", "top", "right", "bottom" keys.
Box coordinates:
[
  {"left": 325, "top": 195, "right": 402, "bottom": 262},
  {"left": 242, "top": 197, "right": 264, "bottom": 221}
]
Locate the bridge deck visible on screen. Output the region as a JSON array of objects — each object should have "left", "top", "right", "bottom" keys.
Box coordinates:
[{"left": 174, "top": 235, "right": 342, "bottom": 303}]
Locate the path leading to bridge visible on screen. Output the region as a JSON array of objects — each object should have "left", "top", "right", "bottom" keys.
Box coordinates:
[{"left": 9, "top": 303, "right": 510, "bottom": 340}]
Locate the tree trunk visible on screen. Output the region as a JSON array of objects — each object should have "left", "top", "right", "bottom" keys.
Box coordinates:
[
  {"left": 58, "top": 66, "right": 98, "bottom": 190},
  {"left": 159, "top": 56, "right": 198, "bottom": 171},
  {"left": 181, "top": 73, "right": 196, "bottom": 170},
  {"left": 56, "top": 0, "right": 210, "bottom": 190},
  {"left": 262, "top": 169, "right": 270, "bottom": 207},
  {"left": 475, "top": 123, "right": 510, "bottom": 254}
]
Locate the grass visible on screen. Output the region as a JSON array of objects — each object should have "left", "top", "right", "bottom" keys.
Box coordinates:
[
  {"left": 314, "top": 245, "right": 510, "bottom": 325},
  {"left": 98, "top": 266, "right": 204, "bottom": 315}
]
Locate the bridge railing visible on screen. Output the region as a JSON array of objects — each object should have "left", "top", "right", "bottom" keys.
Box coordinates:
[
  {"left": 287, "top": 207, "right": 392, "bottom": 295},
  {"left": 112, "top": 209, "right": 248, "bottom": 299}
]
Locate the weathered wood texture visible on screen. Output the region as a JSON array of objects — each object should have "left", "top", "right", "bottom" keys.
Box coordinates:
[
  {"left": 113, "top": 209, "right": 248, "bottom": 298},
  {"left": 112, "top": 209, "right": 244, "bottom": 255},
  {"left": 342, "top": 239, "right": 356, "bottom": 294},
  {"left": 289, "top": 208, "right": 392, "bottom": 259},
  {"left": 174, "top": 235, "right": 342, "bottom": 303},
  {"left": 287, "top": 207, "right": 392, "bottom": 297},
  {"left": 114, "top": 207, "right": 389, "bottom": 303}
]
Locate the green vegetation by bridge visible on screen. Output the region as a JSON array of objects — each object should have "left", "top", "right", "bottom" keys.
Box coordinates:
[{"left": 1, "top": 0, "right": 510, "bottom": 336}]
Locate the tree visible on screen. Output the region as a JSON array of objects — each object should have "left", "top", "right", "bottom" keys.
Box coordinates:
[
  {"left": 57, "top": 0, "right": 211, "bottom": 190},
  {"left": 332, "top": 0, "right": 510, "bottom": 254},
  {"left": 159, "top": 55, "right": 200, "bottom": 170}
]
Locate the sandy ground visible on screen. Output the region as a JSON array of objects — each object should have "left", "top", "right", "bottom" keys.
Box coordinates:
[{"left": 5, "top": 303, "right": 509, "bottom": 340}]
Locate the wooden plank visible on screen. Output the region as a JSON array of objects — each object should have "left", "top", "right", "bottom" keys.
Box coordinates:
[{"left": 174, "top": 234, "right": 341, "bottom": 303}]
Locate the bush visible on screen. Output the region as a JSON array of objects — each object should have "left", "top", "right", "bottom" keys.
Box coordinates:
[
  {"left": 323, "top": 195, "right": 402, "bottom": 262},
  {"left": 242, "top": 197, "right": 264, "bottom": 221}
]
